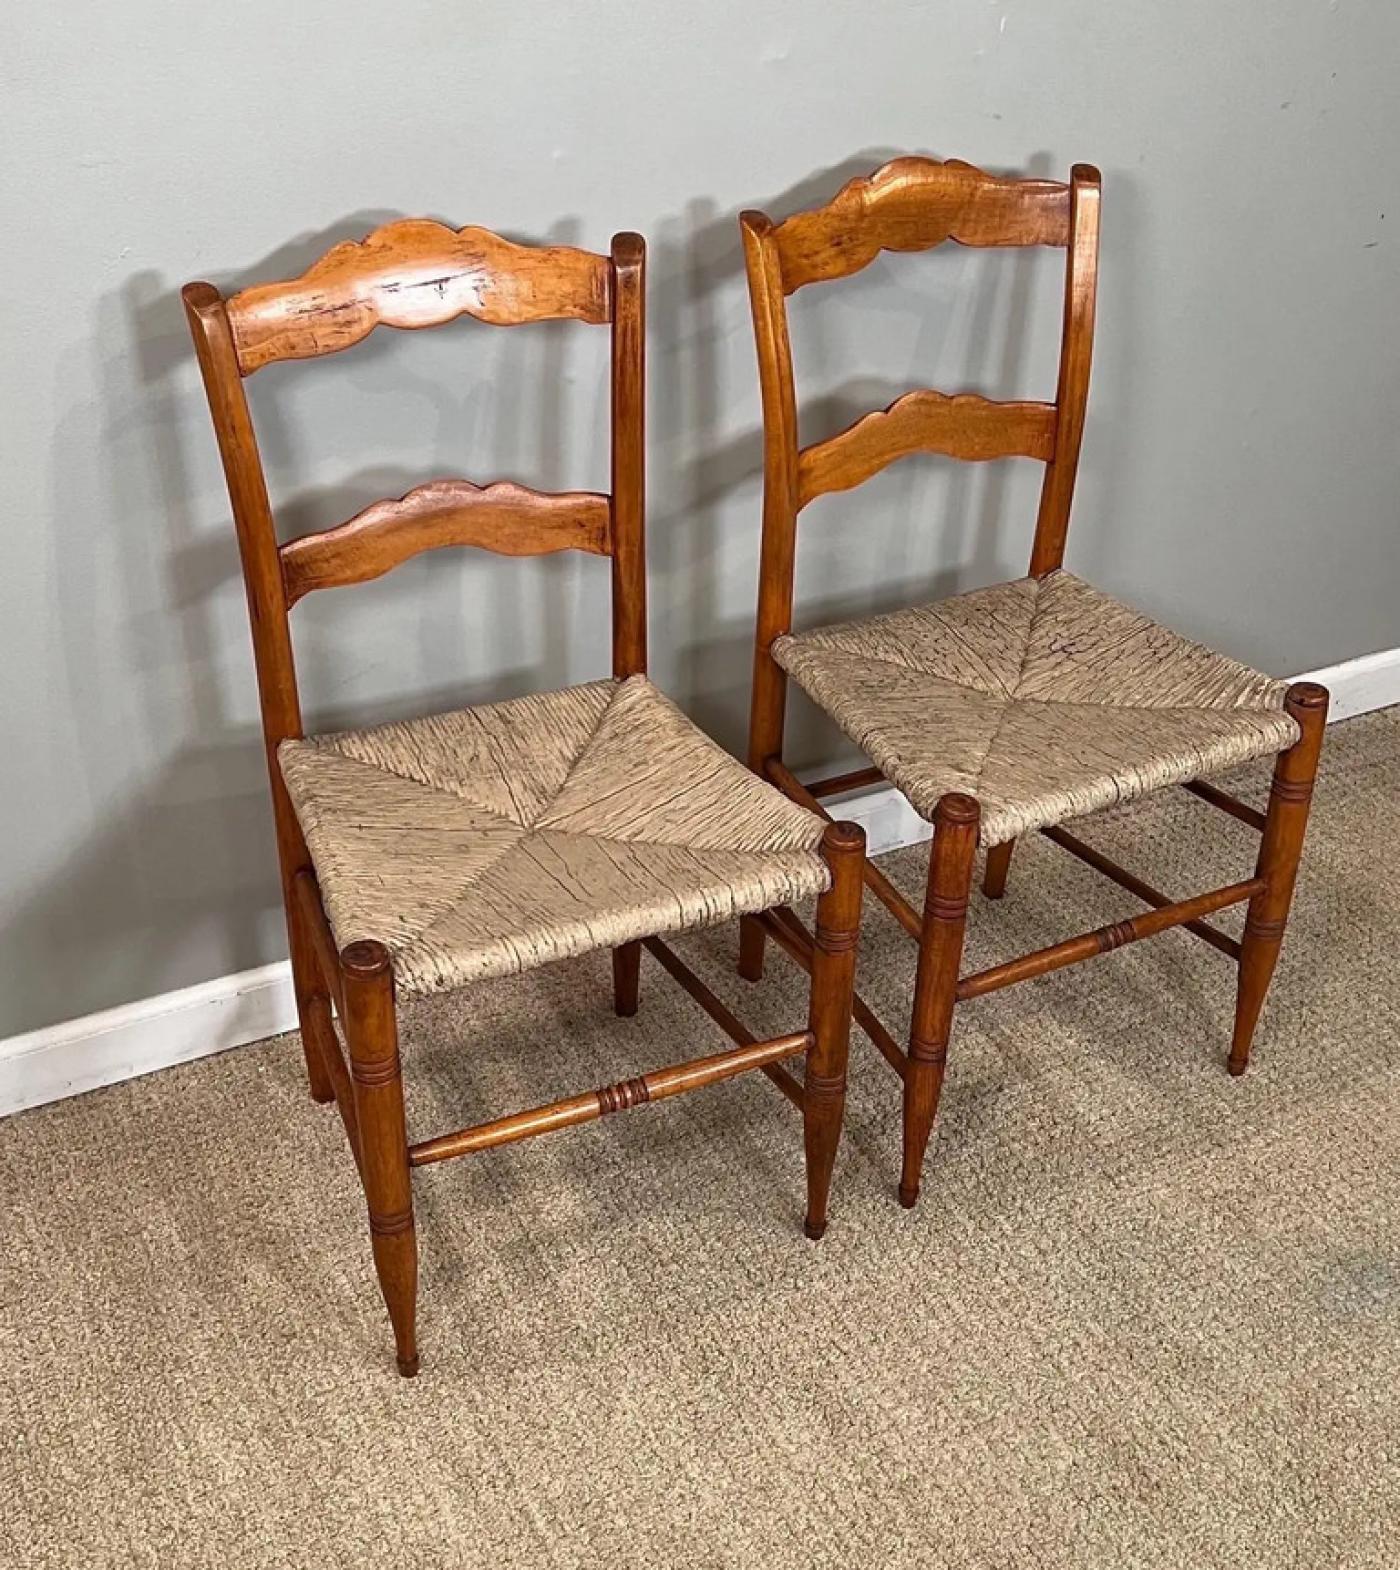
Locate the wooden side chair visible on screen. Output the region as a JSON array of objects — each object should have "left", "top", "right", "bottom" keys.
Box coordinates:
[
  {"left": 739, "top": 158, "right": 1328, "bottom": 1207},
  {"left": 184, "top": 221, "right": 865, "bottom": 1376}
]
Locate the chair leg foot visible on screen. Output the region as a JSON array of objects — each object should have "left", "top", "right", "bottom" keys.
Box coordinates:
[
  {"left": 372, "top": 1222, "right": 420, "bottom": 1376},
  {"left": 1228, "top": 683, "right": 1327, "bottom": 1077},
  {"left": 612, "top": 941, "right": 641, "bottom": 1017},
  {"left": 900, "top": 794, "right": 978, "bottom": 1208}
]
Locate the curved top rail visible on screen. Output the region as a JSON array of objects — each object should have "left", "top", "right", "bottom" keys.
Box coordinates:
[
  {"left": 769, "top": 157, "right": 1071, "bottom": 293},
  {"left": 228, "top": 219, "right": 612, "bottom": 372}
]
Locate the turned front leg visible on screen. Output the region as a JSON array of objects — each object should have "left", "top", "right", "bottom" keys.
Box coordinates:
[
  {"left": 901, "top": 793, "right": 979, "bottom": 1209},
  {"left": 1230, "top": 682, "right": 1328, "bottom": 1076},
  {"left": 341, "top": 939, "right": 419, "bottom": 1377}
]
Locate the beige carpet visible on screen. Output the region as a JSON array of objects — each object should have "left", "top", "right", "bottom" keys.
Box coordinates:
[{"left": 3, "top": 710, "right": 1397, "bottom": 1569}]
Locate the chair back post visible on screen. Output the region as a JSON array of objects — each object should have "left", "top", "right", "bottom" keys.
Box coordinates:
[
  {"left": 1029, "top": 163, "right": 1102, "bottom": 576},
  {"left": 182, "top": 280, "right": 318, "bottom": 933},
  {"left": 183, "top": 282, "right": 304, "bottom": 754},
  {"left": 609, "top": 232, "right": 648, "bottom": 678},
  {"left": 742, "top": 211, "right": 801, "bottom": 774}
]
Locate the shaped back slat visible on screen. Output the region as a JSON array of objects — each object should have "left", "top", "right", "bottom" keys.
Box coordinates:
[
  {"left": 771, "top": 157, "right": 1070, "bottom": 294},
  {"left": 227, "top": 219, "right": 613, "bottom": 373},
  {"left": 797, "top": 391, "right": 1058, "bottom": 509},
  {"left": 184, "top": 222, "right": 648, "bottom": 778},
  {"left": 743, "top": 158, "right": 1101, "bottom": 778},
  {"left": 280, "top": 480, "right": 612, "bottom": 605}
]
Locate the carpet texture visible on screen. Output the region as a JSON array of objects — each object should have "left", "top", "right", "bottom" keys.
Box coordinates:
[{"left": 3, "top": 709, "right": 1397, "bottom": 1569}]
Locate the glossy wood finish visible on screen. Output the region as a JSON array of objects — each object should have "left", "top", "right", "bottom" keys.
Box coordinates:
[
  {"left": 958, "top": 878, "right": 1261, "bottom": 1002},
  {"left": 1040, "top": 825, "right": 1242, "bottom": 960},
  {"left": 743, "top": 157, "right": 1325, "bottom": 1209},
  {"left": 183, "top": 282, "right": 331, "bottom": 1105},
  {"left": 900, "top": 794, "right": 979, "bottom": 1209},
  {"left": 806, "top": 764, "right": 885, "bottom": 799},
  {"left": 640, "top": 936, "right": 805, "bottom": 1109},
  {"left": 189, "top": 220, "right": 864, "bottom": 1372},
  {"left": 341, "top": 939, "right": 418, "bottom": 1378},
  {"left": 1230, "top": 683, "right": 1329, "bottom": 1075},
  {"left": 281, "top": 480, "right": 611, "bottom": 605},
  {"left": 609, "top": 232, "right": 648, "bottom": 680},
  {"left": 758, "top": 906, "right": 908, "bottom": 1080},
  {"left": 227, "top": 220, "right": 611, "bottom": 372},
  {"left": 769, "top": 157, "right": 1071, "bottom": 294},
  {"left": 803, "top": 822, "right": 865, "bottom": 1239},
  {"left": 741, "top": 158, "right": 1099, "bottom": 989},
  {"left": 1029, "top": 166, "right": 1101, "bottom": 576},
  {"left": 612, "top": 940, "right": 641, "bottom": 1018},
  {"left": 798, "top": 392, "right": 1057, "bottom": 508},
  {"left": 409, "top": 1030, "right": 814, "bottom": 1166}
]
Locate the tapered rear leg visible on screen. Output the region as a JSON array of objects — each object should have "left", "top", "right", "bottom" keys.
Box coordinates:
[
  {"left": 983, "top": 838, "right": 1016, "bottom": 900},
  {"left": 341, "top": 940, "right": 419, "bottom": 1376},
  {"left": 285, "top": 888, "right": 335, "bottom": 1103},
  {"left": 900, "top": 794, "right": 979, "bottom": 1208},
  {"left": 1229, "top": 683, "right": 1328, "bottom": 1076},
  {"left": 613, "top": 942, "right": 641, "bottom": 1017},
  {"left": 803, "top": 822, "right": 865, "bottom": 1239},
  {"left": 738, "top": 915, "right": 766, "bottom": 982}
]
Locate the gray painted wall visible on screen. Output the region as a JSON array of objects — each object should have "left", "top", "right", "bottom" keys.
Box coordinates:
[{"left": 5, "top": 1, "right": 1398, "bottom": 1036}]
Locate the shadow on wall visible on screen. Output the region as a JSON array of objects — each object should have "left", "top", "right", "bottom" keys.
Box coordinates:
[
  {"left": 11, "top": 150, "right": 1130, "bottom": 1034},
  {"left": 645, "top": 147, "right": 1073, "bottom": 765}
]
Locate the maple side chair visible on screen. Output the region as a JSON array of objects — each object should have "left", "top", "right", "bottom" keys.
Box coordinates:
[
  {"left": 183, "top": 220, "right": 866, "bottom": 1376},
  {"left": 738, "top": 158, "right": 1328, "bottom": 1207}
]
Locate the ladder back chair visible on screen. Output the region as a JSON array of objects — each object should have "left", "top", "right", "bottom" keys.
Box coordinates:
[
  {"left": 739, "top": 158, "right": 1327, "bottom": 1207},
  {"left": 184, "top": 220, "right": 865, "bottom": 1376}
]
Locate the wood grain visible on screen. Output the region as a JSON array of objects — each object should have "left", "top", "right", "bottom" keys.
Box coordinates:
[
  {"left": 182, "top": 281, "right": 332, "bottom": 1104},
  {"left": 802, "top": 822, "right": 865, "bottom": 1239},
  {"left": 1230, "top": 683, "right": 1329, "bottom": 1075},
  {"left": 797, "top": 390, "right": 1057, "bottom": 508},
  {"left": 609, "top": 232, "right": 647, "bottom": 678},
  {"left": 957, "top": 877, "right": 1262, "bottom": 1002},
  {"left": 408, "top": 1031, "right": 814, "bottom": 1166},
  {"left": 228, "top": 219, "right": 612, "bottom": 373},
  {"left": 901, "top": 793, "right": 979, "bottom": 1208},
  {"left": 1030, "top": 165, "right": 1102, "bottom": 574},
  {"left": 340, "top": 940, "right": 418, "bottom": 1378},
  {"left": 279, "top": 479, "right": 612, "bottom": 605},
  {"left": 771, "top": 157, "right": 1070, "bottom": 294}
]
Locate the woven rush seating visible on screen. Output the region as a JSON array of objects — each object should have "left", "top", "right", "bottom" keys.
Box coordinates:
[
  {"left": 740, "top": 155, "right": 1330, "bottom": 1211},
  {"left": 773, "top": 571, "right": 1299, "bottom": 845},
  {"left": 185, "top": 221, "right": 870, "bottom": 1376},
  {"left": 280, "top": 675, "right": 830, "bottom": 994}
]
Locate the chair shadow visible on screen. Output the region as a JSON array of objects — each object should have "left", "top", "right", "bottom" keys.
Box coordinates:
[
  {"left": 649, "top": 146, "right": 1061, "bottom": 762},
  {"left": 18, "top": 209, "right": 603, "bottom": 1034}
]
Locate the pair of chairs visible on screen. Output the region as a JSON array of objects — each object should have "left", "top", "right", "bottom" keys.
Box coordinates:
[{"left": 185, "top": 157, "right": 1326, "bottom": 1376}]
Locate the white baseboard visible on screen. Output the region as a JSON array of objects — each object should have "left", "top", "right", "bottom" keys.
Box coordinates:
[
  {"left": 1295, "top": 645, "right": 1400, "bottom": 723},
  {"left": 0, "top": 961, "right": 296, "bottom": 1118},
  {"left": 2, "top": 644, "right": 1395, "bottom": 1119}
]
